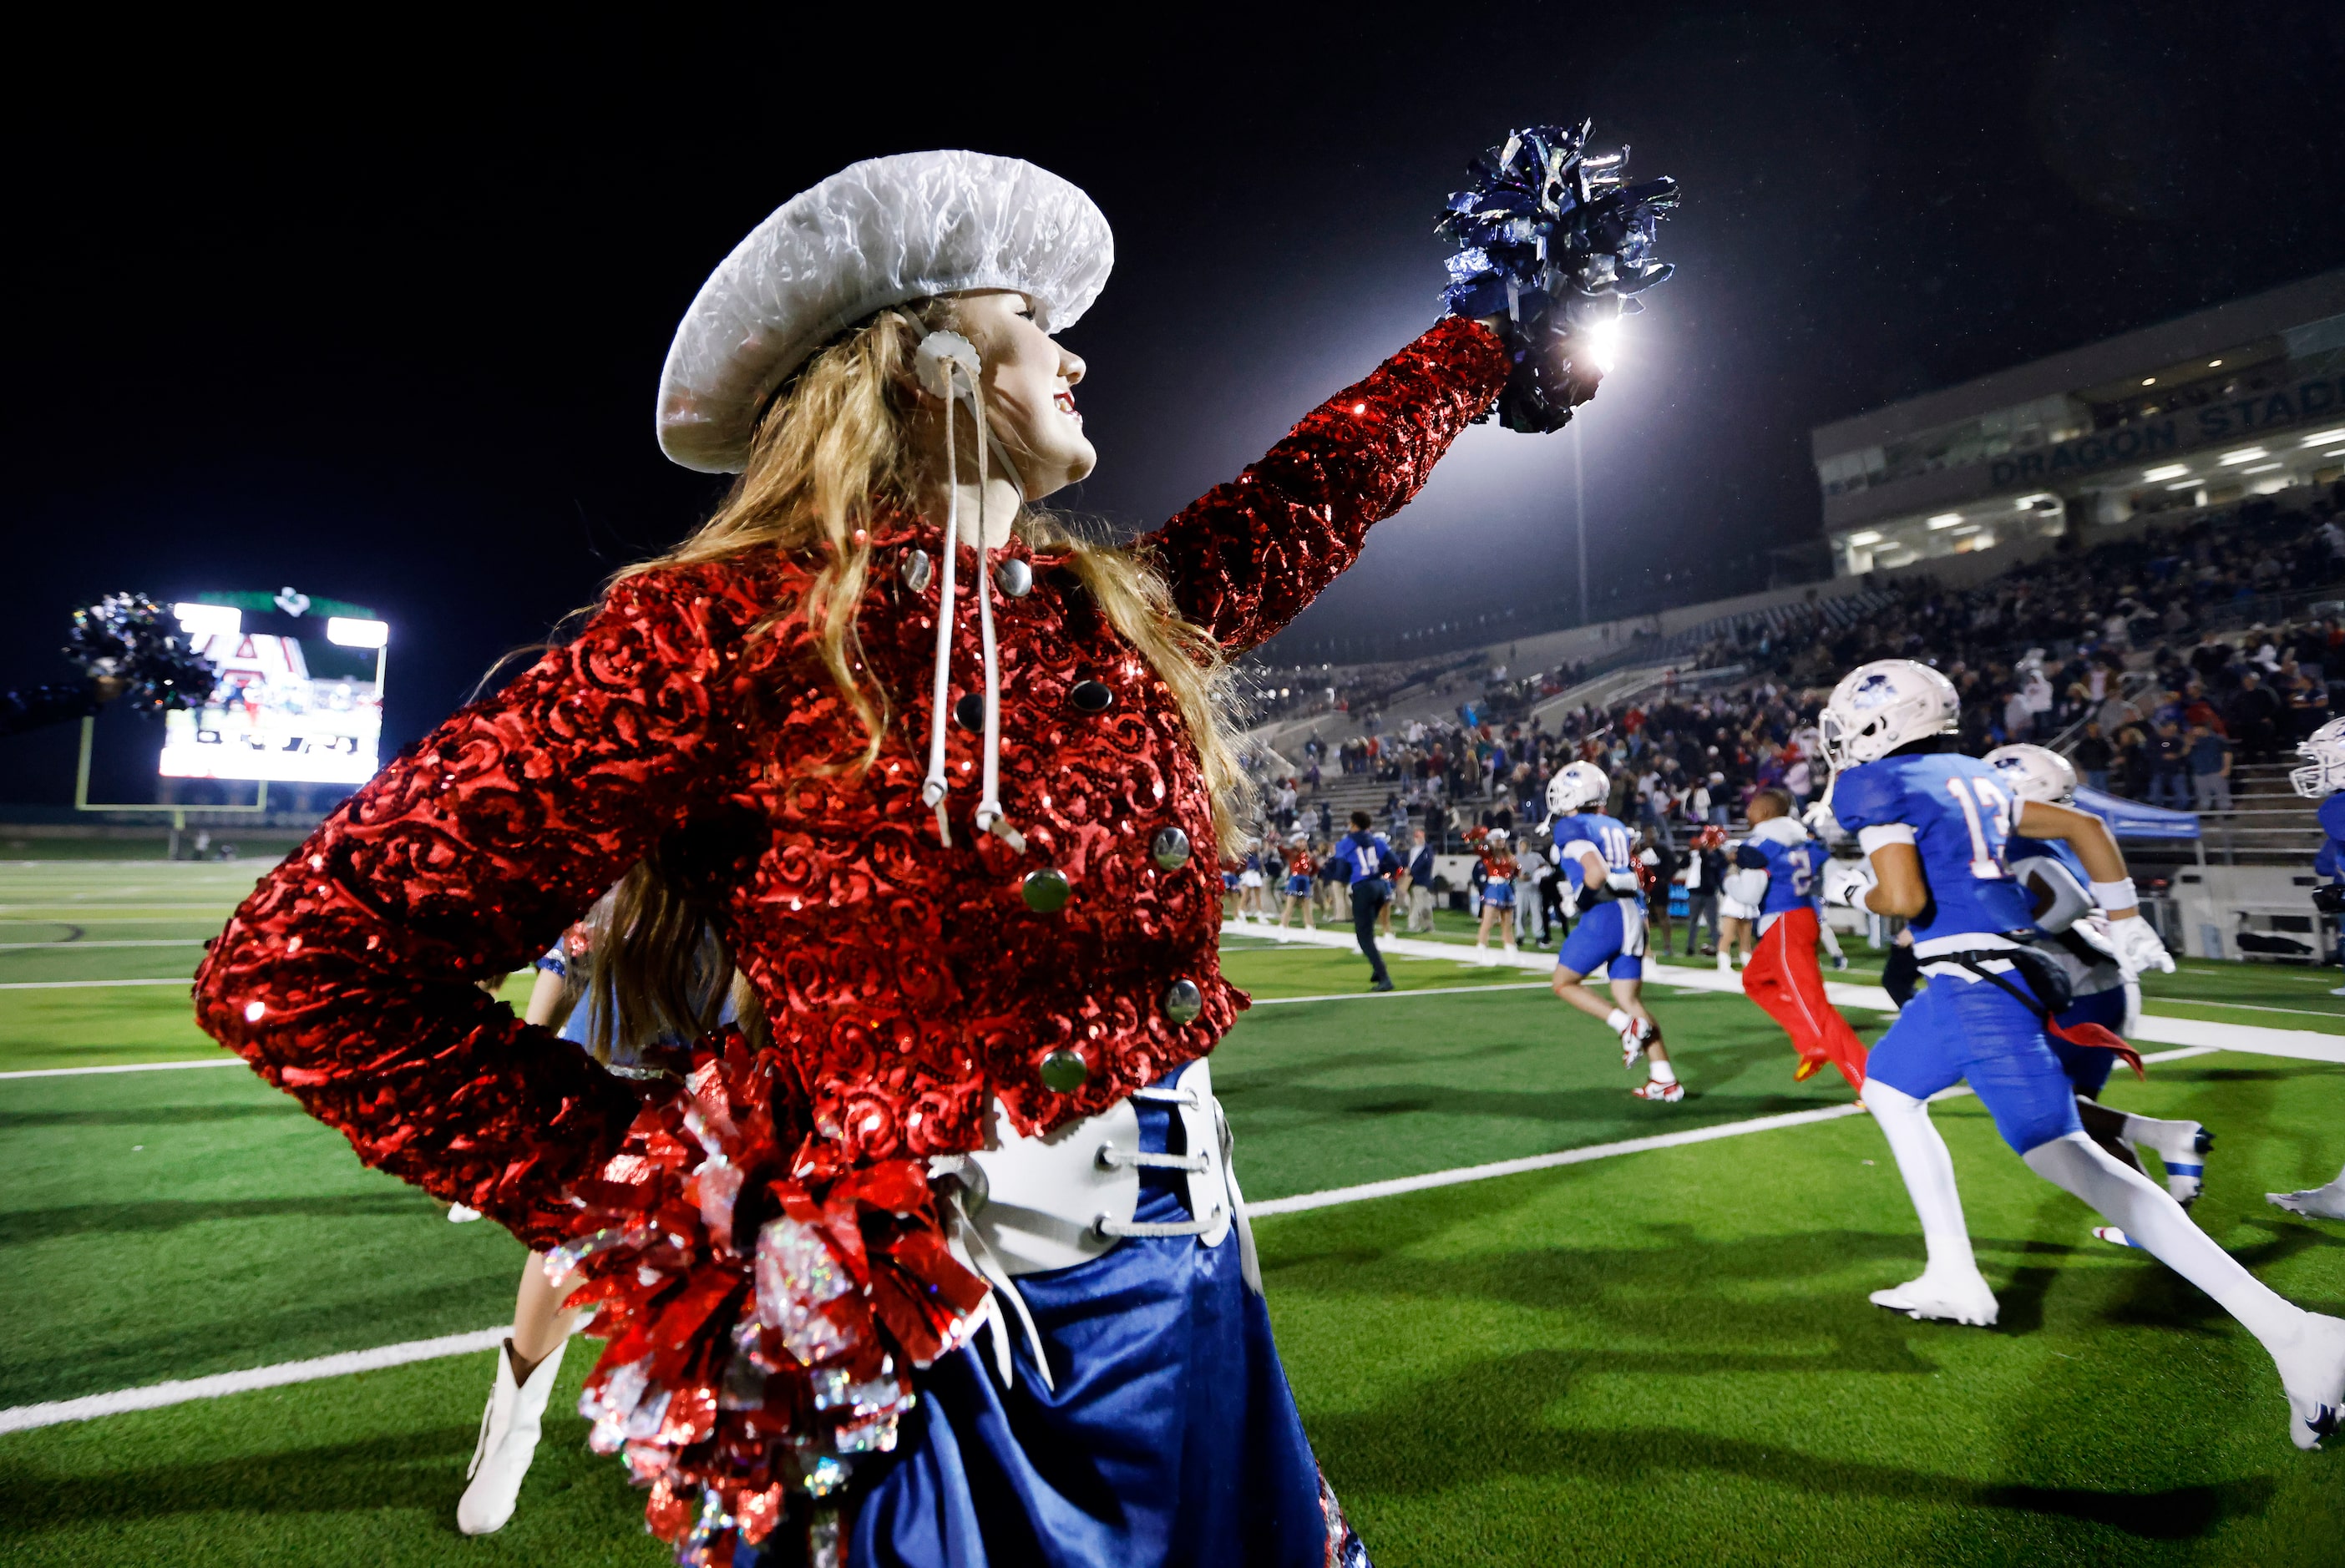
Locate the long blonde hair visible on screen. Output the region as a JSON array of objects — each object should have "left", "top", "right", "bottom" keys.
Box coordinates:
[{"left": 619, "top": 299, "right": 1248, "bottom": 849}]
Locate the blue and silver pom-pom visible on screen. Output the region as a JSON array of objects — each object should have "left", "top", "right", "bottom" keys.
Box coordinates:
[
  {"left": 1438, "top": 121, "right": 1679, "bottom": 433},
  {"left": 63, "top": 593, "right": 219, "bottom": 716}
]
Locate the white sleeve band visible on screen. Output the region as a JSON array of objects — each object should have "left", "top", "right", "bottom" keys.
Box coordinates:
[
  {"left": 1856, "top": 824, "right": 1917, "bottom": 854},
  {"left": 2091, "top": 878, "right": 2139, "bottom": 912}
]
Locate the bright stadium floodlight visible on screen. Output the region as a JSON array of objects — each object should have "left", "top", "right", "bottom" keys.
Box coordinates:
[
  {"left": 1927, "top": 513, "right": 1963, "bottom": 529},
  {"left": 326, "top": 617, "right": 389, "bottom": 649},
  {"left": 1847, "top": 530, "right": 1882, "bottom": 546},
  {"left": 2219, "top": 447, "right": 2269, "bottom": 465},
  {"left": 1588, "top": 313, "right": 1622, "bottom": 374},
  {"left": 2242, "top": 463, "right": 2282, "bottom": 474},
  {"left": 2299, "top": 427, "right": 2345, "bottom": 447},
  {"left": 174, "top": 603, "right": 241, "bottom": 639},
  {"left": 2165, "top": 480, "right": 2201, "bottom": 490},
  {"left": 2328, "top": 448, "right": 2345, "bottom": 459},
  {"left": 2143, "top": 463, "right": 2190, "bottom": 483}
]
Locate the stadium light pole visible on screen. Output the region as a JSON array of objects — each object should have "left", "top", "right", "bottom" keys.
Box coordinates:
[{"left": 1573, "top": 419, "right": 1588, "bottom": 626}]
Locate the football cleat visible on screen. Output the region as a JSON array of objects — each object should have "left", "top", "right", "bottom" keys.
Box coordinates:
[
  {"left": 1792, "top": 1055, "right": 1827, "bottom": 1084},
  {"left": 2091, "top": 1227, "right": 2140, "bottom": 1248},
  {"left": 1631, "top": 1077, "right": 1684, "bottom": 1102},
  {"left": 2124, "top": 1122, "right": 2212, "bottom": 1207},
  {"left": 2161, "top": 1124, "right": 2212, "bottom": 1207},
  {"left": 1620, "top": 1016, "right": 1658, "bottom": 1068},
  {"left": 2278, "top": 1314, "right": 2345, "bottom": 1450},
  {"left": 2267, "top": 1179, "right": 2345, "bottom": 1222},
  {"left": 1868, "top": 1267, "right": 1998, "bottom": 1327}
]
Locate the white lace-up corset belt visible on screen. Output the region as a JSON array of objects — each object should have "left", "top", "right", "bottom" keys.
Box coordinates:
[{"left": 936, "top": 1058, "right": 1260, "bottom": 1391}]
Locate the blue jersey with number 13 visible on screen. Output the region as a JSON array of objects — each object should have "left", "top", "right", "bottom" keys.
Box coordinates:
[{"left": 1829, "top": 752, "right": 2037, "bottom": 945}]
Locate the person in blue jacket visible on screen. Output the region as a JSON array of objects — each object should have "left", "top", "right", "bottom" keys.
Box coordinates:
[
  {"left": 1820, "top": 660, "right": 2343, "bottom": 1451},
  {"left": 1325, "top": 810, "right": 1401, "bottom": 992}
]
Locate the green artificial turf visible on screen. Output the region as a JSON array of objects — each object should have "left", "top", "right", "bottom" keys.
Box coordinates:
[
  {"left": 1266, "top": 1059, "right": 2345, "bottom": 1566},
  {"left": 4, "top": 861, "right": 2345, "bottom": 1565},
  {"left": 0, "top": 1067, "right": 531, "bottom": 1410},
  {"left": 0, "top": 1348, "right": 664, "bottom": 1568}
]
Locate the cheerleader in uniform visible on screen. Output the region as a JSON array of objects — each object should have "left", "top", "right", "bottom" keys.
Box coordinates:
[
  {"left": 195, "top": 137, "right": 1675, "bottom": 1565},
  {"left": 1465, "top": 824, "right": 1519, "bottom": 955},
  {"left": 1278, "top": 834, "right": 1317, "bottom": 930}
]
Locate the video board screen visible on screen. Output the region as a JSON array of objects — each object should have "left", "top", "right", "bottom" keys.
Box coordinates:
[{"left": 157, "top": 599, "right": 386, "bottom": 784}]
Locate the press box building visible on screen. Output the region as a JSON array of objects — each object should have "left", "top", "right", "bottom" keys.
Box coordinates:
[{"left": 1813, "top": 270, "right": 2345, "bottom": 577}]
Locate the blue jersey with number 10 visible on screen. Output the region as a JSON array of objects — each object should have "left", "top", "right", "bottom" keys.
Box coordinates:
[
  {"left": 1550, "top": 811, "right": 1641, "bottom": 903},
  {"left": 1829, "top": 752, "right": 2037, "bottom": 945}
]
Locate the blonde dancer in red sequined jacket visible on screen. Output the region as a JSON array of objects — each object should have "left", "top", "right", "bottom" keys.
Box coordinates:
[{"left": 193, "top": 301, "right": 1510, "bottom": 1562}]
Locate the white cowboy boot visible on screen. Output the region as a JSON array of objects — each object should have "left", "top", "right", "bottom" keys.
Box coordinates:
[{"left": 457, "top": 1338, "right": 566, "bottom": 1535}]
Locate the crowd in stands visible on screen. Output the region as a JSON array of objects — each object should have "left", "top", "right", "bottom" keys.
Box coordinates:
[{"left": 1243, "top": 484, "right": 2345, "bottom": 856}]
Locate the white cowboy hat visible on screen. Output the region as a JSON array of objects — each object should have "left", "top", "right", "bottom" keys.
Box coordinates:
[{"left": 656, "top": 149, "right": 1115, "bottom": 473}]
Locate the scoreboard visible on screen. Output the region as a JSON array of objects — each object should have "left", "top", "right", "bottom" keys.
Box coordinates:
[{"left": 157, "top": 592, "right": 387, "bottom": 785}]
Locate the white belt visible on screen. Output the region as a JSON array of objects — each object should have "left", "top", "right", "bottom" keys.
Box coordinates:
[{"left": 933, "top": 1057, "right": 1259, "bottom": 1392}]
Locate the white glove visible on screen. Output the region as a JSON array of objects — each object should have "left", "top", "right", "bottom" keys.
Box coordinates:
[
  {"left": 1820, "top": 857, "right": 1875, "bottom": 910},
  {"left": 1801, "top": 802, "right": 1842, "bottom": 843},
  {"left": 2106, "top": 913, "right": 2175, "bottom": 976},
  {"left": 2068, "top": 913, "right": 2121, "bottom": 965}
]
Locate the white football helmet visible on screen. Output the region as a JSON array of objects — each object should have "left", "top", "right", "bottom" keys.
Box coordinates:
[
  {"left": 1546, "top": 761, "right": 1608, "bottom": 816},
  {"left": 1820, "top": 660, "right": 1960, "bottom": 771},
  {"left": 1983, "top": 743, "right": 2078, "bottom": 806},
  {"left": 2292, "top": 716, "right": 2345, "bottom": 798}
]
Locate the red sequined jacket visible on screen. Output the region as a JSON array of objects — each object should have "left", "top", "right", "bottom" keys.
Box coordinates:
[{"left": 192, "top": 317, "right": 1509, "bottom": 1248}]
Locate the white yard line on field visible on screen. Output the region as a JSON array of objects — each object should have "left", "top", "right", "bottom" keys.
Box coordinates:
[
  {"left": 1223, "top": 923, "right": 2345, "bottom": 1065},
  {"left": 0, "top": 909, "right": 228, "bottom": 923},
  {"left": 1248, "top": 983, "right": 1552, "bottom": 1006},
  {"left": 1247, "top": 1045, "right": 2221, "bottom": 1216},
  {"left": 0, "top": 1040, "right": 2232, "bottom": 1434},
  {"left": 0, "top": 1044, "right": 2232, "bottom": 1433},
  {"left": 2143, "top": 998, "right": 2345, "bottom": 1022},
  {"left": 0, "top": 938, "right": 210, "bottom": 952},
  {"left": 0, "top": 1057, "right": 243, "bottom": 1080},
  {"left": 0, "top": 907, "right": 230, "bottom": 917},
  {"left": 0, "top": 1329, "right": 506, "bottom": 1434},
  {"left": 0, "top": 979, "right": 190, "bottom": 991}
]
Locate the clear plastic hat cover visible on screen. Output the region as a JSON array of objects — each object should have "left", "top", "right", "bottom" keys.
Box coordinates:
[{"left": 656, "top": 150, "right": 1114, "bottom": 473}]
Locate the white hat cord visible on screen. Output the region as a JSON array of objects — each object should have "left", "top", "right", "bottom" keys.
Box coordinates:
[{"left": 916, "top": 331, "right": 1025, "bottom": 854}]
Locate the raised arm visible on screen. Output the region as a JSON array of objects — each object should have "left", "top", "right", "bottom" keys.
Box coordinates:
[
  {"left": 1139, "top": 315, "right": 1511, "bottom": 653},
  {"left": 192, "top": 563, "right": 765, "bottom": 1247}
]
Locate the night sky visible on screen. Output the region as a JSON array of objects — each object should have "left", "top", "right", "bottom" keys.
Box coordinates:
[{"left": 10, "top": 4, "right": 2345, "bottom": 806}]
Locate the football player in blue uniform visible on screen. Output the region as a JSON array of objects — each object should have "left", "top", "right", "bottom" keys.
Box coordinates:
[
  {"left": 1821, "top": 660, "right": 2344, "bottom": 1449},
  {"left": 2268, "top": 716, "right": 2345, "bottom": 1218},
  {"left": 1988, "top": 742, "right": 2211, "bottom": 1216},
  {"left": 1546, "top": 761, "right": 1681, "bottom": 1101}
]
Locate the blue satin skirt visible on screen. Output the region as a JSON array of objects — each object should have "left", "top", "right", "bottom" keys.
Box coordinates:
[{"left": 742, "top": 1076, "right": 1340, "bottom": 1568}]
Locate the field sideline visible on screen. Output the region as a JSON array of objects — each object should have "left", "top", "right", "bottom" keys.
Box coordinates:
[{"left": 3, "top": 861, "right": 2342, "bottom": 1565}]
